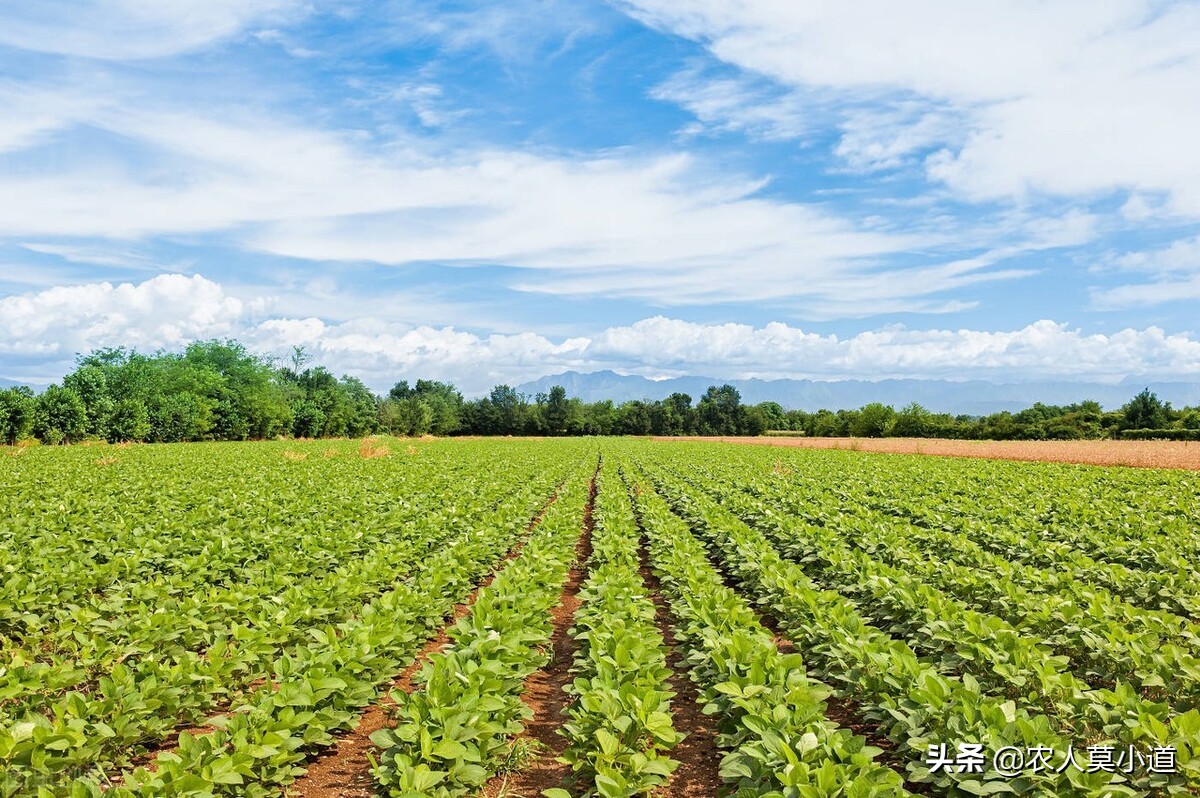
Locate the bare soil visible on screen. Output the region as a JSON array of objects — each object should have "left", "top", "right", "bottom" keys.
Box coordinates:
[
  {"left": 637, "top": 547, "right": 727, "bottom": 798},
  {"left": 659, "top": 436, "right": 1200, "bottom": 470},
  {"left": 479, "top": 468, "right": 598, "bottom": 798}
]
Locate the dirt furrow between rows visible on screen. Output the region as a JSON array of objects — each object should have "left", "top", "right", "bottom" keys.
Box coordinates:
[
  {"left": 635, "top": 548, "right": 725, "bottom": 798},
  {"left": 479, "top": 466, "right": 598, "bottom": 798}
]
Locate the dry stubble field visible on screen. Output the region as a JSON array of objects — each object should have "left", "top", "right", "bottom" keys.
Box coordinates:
[{"left": 662, "top": 435, "right": 1200, "bottom": 470}]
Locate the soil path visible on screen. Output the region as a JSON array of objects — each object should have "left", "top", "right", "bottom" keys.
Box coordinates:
[
  {"left": 657, "top": 436, "right": 1200, "bottom": 470},
  {"left": 636, "top": 546, "right": 727, "bottom": 798},
  {"left": 479, "top": 465, "right": 598, "bottom": 798}
]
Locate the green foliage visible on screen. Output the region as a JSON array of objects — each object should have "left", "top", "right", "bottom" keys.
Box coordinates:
[
  {"left": 626, "top": 462, "right": 909, "bottom": 797},
  {"left": 34, "top": 385, "right": 87, "bottom": 444},
  {"left": 0, "top": 386, "right": 35, "bottom": 445},
  {"left": 0, "top": 439, "right": 589, "bottom": 796},
  {"left": 1123, "top": 388, "right": 1169, "bottom": 430},
  {"left": 1122, "top": 428, "right": 1200, "bottom": 441},
  {"left": 557, "top": 468, "right": 681, "bottom": 796},
  {"left": 633, "top": 444, "right": 1200, "bottom": 795},
  {"left": 849, "top": 402, "right": 894, "bottom": 438},
  {"left": 108, "top": 398, "right": 150, "bottom": 442},
  {"left": 370, "top": 468, "right": 591, "bottom": 797},
  {"left": 20, "top": 337, "right": 1200, "bottom": 444}
]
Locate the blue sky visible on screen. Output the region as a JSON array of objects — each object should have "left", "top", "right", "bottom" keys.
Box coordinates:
[{"left": 3, "top": 0, "right": 1200, "bottom": 392}]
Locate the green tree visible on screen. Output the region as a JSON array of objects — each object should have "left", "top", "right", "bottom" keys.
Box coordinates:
[
  {"left": 892, "top": 402, "right": 930, "bottom": 437},
  {"left": 543, "top": 385, "right": 572, "bottom": 435},
  {"left": 850, "top": 403, "right": 895, "bottom": 438},
  {"left": 413, "top": 380, "right": 463, "bottom": 435},
  {"left": 754, "top": 401, "right": 786, "bottom": 431},
  {"left": 487, "top": 385, "right": 526, "bottom": 435},
  {"left": 292, "top": 400, "right": 327, "bottom": 438},
  {"left": 1122, "top": 388, "right": 1168, "bottom": 430},
  {"left": 34, "top": 385, "right": 87, "bottom": 444},
  {"left": 108, "top": 398, "right": 151, "bottom": 442},
  {"left": 697, "top": 384, "right": 743, "bottom": 435},
  {"left": 0, "top": 387, "right": 35, "bottom": 445},
  {"left": 64, "top": 364, "right": 114, "bottom": 439}
]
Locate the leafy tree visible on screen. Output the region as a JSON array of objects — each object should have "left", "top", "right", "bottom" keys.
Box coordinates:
[
  {"left": 811, "top": 409, "right": 844, "bottom": 437},
  {"left": 697, "top": 384, "right": 743, "bottom": 435},
  {"left": 109, "top": 398, "right": 151, "bottom": 442},
  {"left": 741, "top": 405, "right": 769, "bottom": 436},
  {"left": 34, "top": 385, "right": 87, "bottom": 444},
  {"left": 543, "top": 385, "right": 572, "bottom": 435},
  {"left": 754, "top": 401, "right": 786, "bottom": 431},
  {"left": 488, "top": 385, "right": 527, "bottom": 435},
  {"left": 579, "top": 400, "right": 616, "bottom": 435},
  {"left": 892, "top": 402, "right": 930, "bottom": 437},
  {"left": 615, "top": 400, "right": 655, "bottom": 435},
  {"left": 0, "top": 387, "right": 35, "bottom": 445},
  {"left": 850, "top": 402, "right": 895, "bottom": 438},
  {"left": 413, "top": 380, "right": 463, "bottom": 434},
  {"left": 1122, "top": 388, "right": 1168, "bottom": 430},
  {"left": 64, "top": 364, "right": 114, "bottom": 439},
  {"left": 292, "top": 400, "right": 327, "bottom": 438}
]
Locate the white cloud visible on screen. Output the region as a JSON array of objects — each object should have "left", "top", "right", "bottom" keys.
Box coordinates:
[
  {"left": 1089, "top": 235, "right": 1200, "bottom": 308},
  {"left": 5, "top": 275, "right": 1200, "bottom": 390},
  {"left": 1092, "top": 277, "right": 1200, "bottom": 309},
  {"left": 0, "top": 274, "right": 254, "bottom": 358},
  {"left": 1110, "top": 236, "right": 1200, "bottom": 276},
  {"left": 0, "top": 96, "right": 1021, "bottom": 312},
  {"left": 835, "top": 103, "right": 962, "bottom": 173},
  {"left": 587, "top": 317, "right": 1200, "bottom": 383},
  {"left": 651, "top": 68, "right": 815, "bottom": 142},
  {"left": 0, "top": 1, "right": 303, "bottom": 60},
  {"left": 620, "top": 1, "right": 1200, "bottom": 214}
]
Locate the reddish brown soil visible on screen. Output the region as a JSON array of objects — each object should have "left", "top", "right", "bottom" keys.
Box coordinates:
[
  {"left": 283, "top": 487, "right": 562, "bottom": 798},
  {"left": 479, "top": 469, "right": 598, "bottom": 798},
  {"left": 637, "top": 549, "right": 727, "bottom": 798},
  {"left": 659, "top": 436, "right": 1200, "bottom": 470}
]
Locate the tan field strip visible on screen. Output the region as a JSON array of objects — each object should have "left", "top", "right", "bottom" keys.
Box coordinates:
[{"left": 657, "top": 436, "right": 1200, "bottom": 470}]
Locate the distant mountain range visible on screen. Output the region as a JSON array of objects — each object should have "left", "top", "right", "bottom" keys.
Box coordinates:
[
  {"left": 0, "top": 378, "right": 43, "bottom": 391},
  {"left": 516, "top": 370, "right": 1200, "bottom": 414}
]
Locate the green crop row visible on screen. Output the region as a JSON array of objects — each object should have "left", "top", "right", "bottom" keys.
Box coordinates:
[
  {"left": 0, "top": 455, "right": 563, "bottom": 788},
  {"left": 369, "top": 463, "right": 593, "bottom": 796},
  {"left": 0, "top": 444, "right": 594, "bottom": 797},
  {"left": 633, "top": 459, "right": 1191, "bottom": 796},
  {"left": 644, "top": 457, "right": 1200, "bottom": 793},
  {"left": 549, "top": 462, "right": 681, "bottom": 797},
  {"left": 622, "top": 460, "right": 911, "bottom": 798},
  {"left": 722, "top": 467, "right": 1200, "bottom": 714}
]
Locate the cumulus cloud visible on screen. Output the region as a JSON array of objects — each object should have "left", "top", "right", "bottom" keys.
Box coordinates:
[
  {"left": 4, "top": 275, "right": 1199, "bottom": 391},
  {"left": 620, "top": 1, "right": 1200, "bottom": 214},
  {"left": 0, "top": 274, "right": 254, "bottom": 358}
]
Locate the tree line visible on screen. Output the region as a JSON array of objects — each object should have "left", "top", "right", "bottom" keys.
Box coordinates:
[
  {"left": 0, "top": 340, "right": 1195, "bottom": 444},
  {"left": 769, "top": 390, "right": 1200, "bottom": 441}
]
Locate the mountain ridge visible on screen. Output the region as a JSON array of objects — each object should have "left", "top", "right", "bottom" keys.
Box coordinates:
[{"left": 515, "top": 370, "right": 1200, "bottom": 414}]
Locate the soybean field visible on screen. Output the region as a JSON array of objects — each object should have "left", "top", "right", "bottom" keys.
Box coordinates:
[{"left": 1, "top": 438, "right": 1198, "bottom": 797}]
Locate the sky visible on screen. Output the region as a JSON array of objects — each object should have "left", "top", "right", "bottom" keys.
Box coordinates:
[{"left": 3, "top": 0, "right": 1200, "bottom": 393}]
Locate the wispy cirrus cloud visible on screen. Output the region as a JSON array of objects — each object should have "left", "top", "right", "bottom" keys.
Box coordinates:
[
  {"left": 0, "top": 1, "right": 305, "bottom": 60},
  {"left": 620, "top": 1, "right": 1200, "bottom": 213}
]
